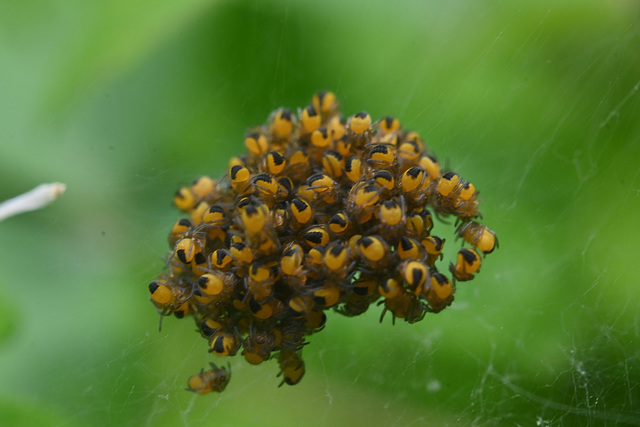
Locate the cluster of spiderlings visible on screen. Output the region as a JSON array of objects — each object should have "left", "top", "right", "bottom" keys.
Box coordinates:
[{"left": 148, "top": 92, "right": 498, "bottom": 393}]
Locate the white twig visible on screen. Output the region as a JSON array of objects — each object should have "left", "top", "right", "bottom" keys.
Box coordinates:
[{"left": 0, "top": 182, "right": 67, "bottom": 222}]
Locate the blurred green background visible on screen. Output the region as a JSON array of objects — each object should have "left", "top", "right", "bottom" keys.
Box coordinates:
[{"left": 1, "top": 0, "right": 639, "bottom": 425}]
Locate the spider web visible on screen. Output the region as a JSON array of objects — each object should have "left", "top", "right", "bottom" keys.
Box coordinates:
[{"left": 0, "top": 0, "right": 639, "bottom": 426}]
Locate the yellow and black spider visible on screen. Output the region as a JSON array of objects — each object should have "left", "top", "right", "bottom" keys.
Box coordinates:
[{"left": 148, "top": 91, "right": 498, "bottom": 393}]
